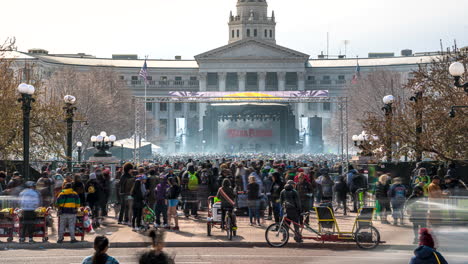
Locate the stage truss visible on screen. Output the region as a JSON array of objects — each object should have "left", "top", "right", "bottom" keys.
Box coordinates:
[{"left": 133, "top": 96, "right": 349, "bottom": 170}]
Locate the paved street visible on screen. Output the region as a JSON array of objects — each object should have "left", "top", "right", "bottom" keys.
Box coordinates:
[{"left": 1, "top": 247, "right": 467, "bottom": 264}]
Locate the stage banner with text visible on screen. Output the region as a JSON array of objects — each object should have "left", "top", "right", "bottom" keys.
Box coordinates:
[{"left": 168, "top": 90, "right": 328, "bottom": 101}]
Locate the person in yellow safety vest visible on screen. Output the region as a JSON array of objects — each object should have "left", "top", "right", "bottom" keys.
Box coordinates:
[{"left": 412, "top": 168, "right": 431, "bottom": 197}]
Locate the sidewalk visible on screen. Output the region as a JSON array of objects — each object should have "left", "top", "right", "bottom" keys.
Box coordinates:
[{"left": 0, "top": 209, "right": 462, "bottom": 251}]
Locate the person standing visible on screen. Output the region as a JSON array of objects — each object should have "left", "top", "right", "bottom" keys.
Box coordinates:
[
  {"left": 19, "top": 181, "right": 41, "bottom": 243},
  {"left": 166, "top": 177, "right": 181, "bottom": 231},
  {"left": 280, "top": 180, "right": 302, "bottom": 243},
  {"left": 427, "top": 176, "right": 445, "bottom": 227},
  {"left": 118, "top": 163, "right": 133, "bottom": 225},
  {"left": 131, "top": 176, "right": 146, "bottom": 231},
  {"left": 82, "top": 236, "right": 120, "bottom": 264},
  {"left": 216, "top": 178, "right": 236, "bottom": 230},
  {"left": 333, "top": 176, "right": 348, "bottom": 216},
  {"left": 247, "top": 175, "right": 261, "bottom": 226},
  {"left": 56, "top": 182, "right": 81, "bottom": 243},
  {"left": 86, "top": 173, "right": 102, "bottom": 228},
  {"left": 72, "top": 174, "right": 86, "bottom": 207},
  {"left": 375, "top": 174, "right": 391, "bottom": 223},
  {"left": 181, "top": 164, "right": 200, "bottom": 218},
  {"left": 36, "top": 172, "right": 54, "bottom": 207},
  {"left": 270, "top": 172, "right": 284, "bottom": 224},
  {"left": 295, "top": 173, "right": 313, "bottom": 224},
  {"left": 406, "top": 186, "right": 427, "bottom": 244},
  {"left": 154, "top": 175, "right": 169, "bottom": 228},
  {"left": 413, "top": 168, "right": 431, "bottom": 197},
  {"left": 388, "top": 177, "right": 407, "bottom": 226}
]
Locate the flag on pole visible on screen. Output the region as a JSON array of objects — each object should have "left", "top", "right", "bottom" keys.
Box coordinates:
[
  {"left": 139, "top": 59, "right": 148, "bottom": 83},
  {"left": 351, "top": 60, "right": 360, "bottom": 84}
]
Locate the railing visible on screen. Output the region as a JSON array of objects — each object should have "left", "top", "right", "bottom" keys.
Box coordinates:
[
  {"left": 306, "top": 80, "right": 317, "bottom": 85},
  {"left": 320, "top": 80, "right": 332, "bottom": 85},
  {"left": 336, "top": 80, "right": 347, "bottom": 85},
  {"left": 266, "top": 84, "right": 279, "bottom": 91},
  {"left": 129, "top": 80, "right": 199, "bottom": 89}
]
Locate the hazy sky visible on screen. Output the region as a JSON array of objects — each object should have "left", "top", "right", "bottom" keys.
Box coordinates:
[{"left": 2, "top": 0, "right": 468, "bottom": 60}]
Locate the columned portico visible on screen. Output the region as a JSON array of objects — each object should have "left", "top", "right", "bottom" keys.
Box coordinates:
[
  {"left": 199, "top": 72, "right": 207, "bottom": 140},
  {"left": 238, "top": 72, "right": 246, "bottom": 91},
  {"left": 259, "top": 72, "right": 266, "bottom": 91},
  {"left": 219, "top": 72, "right": 227, "bottom": 92},
  {"left": 278, "top": 72, "right": 286, "bottom": 91}
]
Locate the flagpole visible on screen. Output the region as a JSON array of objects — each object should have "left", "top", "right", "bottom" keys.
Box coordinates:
[{"left": 144, "top": 55, "right": 148, "bottom": 140}]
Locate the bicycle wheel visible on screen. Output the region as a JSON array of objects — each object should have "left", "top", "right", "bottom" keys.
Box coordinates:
[
  {"left": 354, "top": 226, "right": 380, "bottom": 249},
  {"left": 265, "top": 223, "right": 289, "bottom": 247},
  {"left": 226, "top": 217, "right": 233, "bottom": 240}
]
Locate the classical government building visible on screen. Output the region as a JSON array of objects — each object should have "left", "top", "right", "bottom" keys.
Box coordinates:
[{"left": 6, "top": 0, "right": 440, "bottom": 153}]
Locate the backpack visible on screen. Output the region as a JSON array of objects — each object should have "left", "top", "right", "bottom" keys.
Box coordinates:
[
  {"left": 200, "top": 171, "right": 210, "bottom": 185},
  {"left": 352, "top": 174, "right": 366, "bottom": 191},
  {"left": 393, "top": 185, "right": 406, "bottom": 199},
  {"left": 187, "top": 172, "right": 199, "bottom": 191},
  {"left": 88, "top": 185, "right": 96, "bottom": 194}
]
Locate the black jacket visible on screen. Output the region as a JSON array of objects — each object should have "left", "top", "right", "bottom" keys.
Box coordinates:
[
  {"left": 166, "top": 184, "right": 181, "bottom": 200},
  {"left": 333, "top": 180, "right": 348, "bottom": 200},
  {"left": 247, "top": 182, "right": 260, "bottom": 200},
  {"left": 280, "top": 184, "right": 301, "bottom": 209},
  {"left": 375, "top": 182, "right": 390, "bottom": 199},
  {"left": 270, "top": 181, "right": 284, "bottom": 201}
]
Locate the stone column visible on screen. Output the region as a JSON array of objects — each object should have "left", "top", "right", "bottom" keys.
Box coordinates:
[
  {"left": 259, "top": 72, "right": 266, "bottom": 91},
  {"left": 154, "top": 103, "right": 160, "bottom": 138},
  {"left": 198, "top": 73, "right": 207, "bottom": 141},
  {"left": 168, "top": 103, "right": 175, "bottom": 152},
  {"left": 182, "top": 102, "right": 189, "bottom": 153},
  {"left": 278, "top": 72, "right": 286, "bottom": 91},
  {"left": 219, "top": 72, "right": 227, "bottom": 92},
  {"left": 297, "top": 72, "right": 306, "bottom": 152},
  {"left": 238, "top": 72, "right": 246, "bottom": 91}
]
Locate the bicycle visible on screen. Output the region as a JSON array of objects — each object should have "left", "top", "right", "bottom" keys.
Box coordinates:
[
  {"left": 265, "top": 206, "right": 382, "bottom": 249},
  {"left": 206, "top": 196, "right": 238, "bottom": 240}
]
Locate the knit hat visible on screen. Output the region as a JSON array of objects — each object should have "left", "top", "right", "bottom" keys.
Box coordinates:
[
  {"left": 419, "top": 228, "right": 435, "bottom": 249},
  {"left": 89, "top": 173, "right": 97, "bottom": 180}
]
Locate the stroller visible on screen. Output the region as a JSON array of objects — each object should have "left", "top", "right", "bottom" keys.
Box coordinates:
[{"left": 141, "top": 202, "right": 156, "bottom": 232}]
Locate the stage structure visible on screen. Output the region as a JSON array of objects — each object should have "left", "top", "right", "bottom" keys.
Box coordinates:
[{"left": 132, "top": 92, "right": 349, "bottom": 167}]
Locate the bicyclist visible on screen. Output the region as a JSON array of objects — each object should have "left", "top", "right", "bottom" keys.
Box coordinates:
[
  {"left": 280, "top": 180, "right": 302, "bottom": 243},
  {"left": 216, "top": 178, "right": 237, "bottom": 230}
]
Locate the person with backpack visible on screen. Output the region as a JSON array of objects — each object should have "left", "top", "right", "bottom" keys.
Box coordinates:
[
  {"left": 317, "top": 173, "right": 334, "bottom": 205},
  {"left": 333, "top": 176, "right": 348, "bottom": 216},
  {"left": 216, "top": 178, "right": 237, "bottom": 230},
  {"left": 86, "top": 173, "right": 102, "bottom": 228},
  {"left": 181, "top": 164, "right": 200, "bottom": 218},
  {"left": 270, "top": 172, "right": 284, "bottom": 224},
  {"left": 349, "top": 170, "right": 367, "bottom": 212},
  {"left": 388, "top": 177, "right": 407, "bottom": 226},
  {"left": 295, "top": 173, "right": 314, "bottom": 224},
  {"left": 409, "top": 228, "right": 448, "bottom": 264},
  {"left": 154, "top": 175, "right": 169, "bottom": 229},
  {"left": 197, "top": 165, "right": 211, "bottom": 210},
  {"left": 280, "top": 180, "right": 302, "bottom": 243},
  {"left": 166, "top": 177, "right": 181, "bottom": 231}
]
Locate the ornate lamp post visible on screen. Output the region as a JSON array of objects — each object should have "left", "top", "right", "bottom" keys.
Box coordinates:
[
  {"left": 64, "top": 95, "right": 77, "bottom": 170},
  {"left": 17, "top": 83, "right": 35, "bottom": 180},
  {"left": 448, "top": 62, "right": 468, "bottom": 117},
  {"left": 409, "top": 84, "right": 424, "bottom": 162},
  {"left": 76, "top": 141, "right": 83, "bottom": 164},
  {"left": 91, "top": 132, "right": 116, "bottom": 157},
  {"left": 382, "top": 95, "right": 395, "bottom": 162},
  {"left": 449, "top": 62, "right": 468, "bottom": 93},
  {"left": 352, "top": 131, "right": 377, "bottom": 156}
]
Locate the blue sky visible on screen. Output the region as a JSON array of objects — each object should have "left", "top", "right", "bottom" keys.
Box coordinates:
[{"left": 2, "top": 0, "right": 467, "bottom": 59}]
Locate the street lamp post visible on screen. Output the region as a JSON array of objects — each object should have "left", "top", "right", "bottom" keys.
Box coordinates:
[
  {"left": 382, "top": 95, "right": 395, "bottom": 163},
  {"left": 449, "top": 62, "right": 468, "bottom": 93},
  {"left": 352, "top": 131, "right": 377, "bottom": 156},
  {"left": 64, "top": 95, "right": 77, "bottom": 171},
  {"left": 17, "top": 83, "right": 35, "bottom": 181},
  {"left": 409, "top": 84, "right": 424, "bottom": 162},
  {"left": 91, "top": 132, "right": 116, "bottom": 157},
  {"left": 76, "top": 141, "right": 82, "bottom": 164}
]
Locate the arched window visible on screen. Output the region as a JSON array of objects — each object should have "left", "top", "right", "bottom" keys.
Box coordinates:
[
  {"left": 270, "top": 30, "right": 273, "bottom": 38},
  {"left": 265, "top": 29, "right": 268, "bottom": 37},
  {"left": 254, "top": 29, "right": 257, "bottom": 37},
  {"left": 237, "top": 30, "right": 240, "bottom": 37},
  {"left": 232, "top": 30, "right": 235, "bottom": 38},
  {"left": 247, "top": 29, "right": 250, "bottom": 37}
]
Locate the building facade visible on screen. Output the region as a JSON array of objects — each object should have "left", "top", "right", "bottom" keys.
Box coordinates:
[{"left": 5, "top": 0, "right": 439, "bottom": 153}]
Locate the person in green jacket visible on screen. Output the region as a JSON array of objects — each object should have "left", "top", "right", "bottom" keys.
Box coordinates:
[{"left": 56, "top": 183, "right": 81, "bottom": 243}]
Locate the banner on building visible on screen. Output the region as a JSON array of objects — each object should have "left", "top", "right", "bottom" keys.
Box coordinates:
[{"left": 168, "top": 90, "right": 328, "bottom": 101}]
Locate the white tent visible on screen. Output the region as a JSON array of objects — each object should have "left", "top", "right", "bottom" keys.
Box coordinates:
[{"left": 114, "top": 136, "right": 162, "bottom": 153}]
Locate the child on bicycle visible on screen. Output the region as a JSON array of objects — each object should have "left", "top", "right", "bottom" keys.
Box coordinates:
[{"left": 216, "top": 178, "right": 237, "bottom": 230}]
